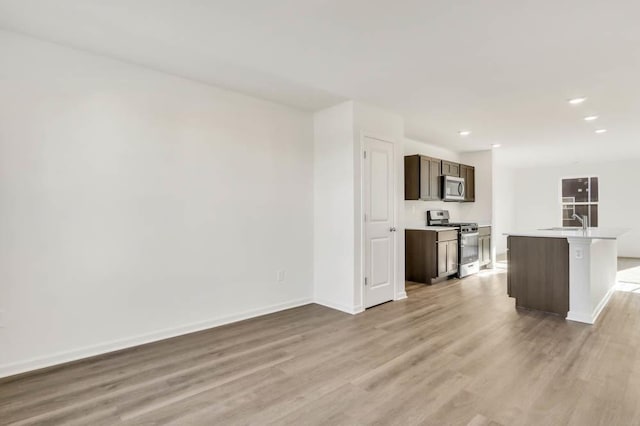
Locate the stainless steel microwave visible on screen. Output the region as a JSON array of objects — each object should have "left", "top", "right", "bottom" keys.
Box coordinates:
[{"left": 442, "top": 175, "right": 465, "bottom": 201}]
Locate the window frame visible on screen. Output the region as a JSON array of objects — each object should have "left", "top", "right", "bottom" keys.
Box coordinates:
[{"left": 559, "top": 175, "right": 599, "bottom": 227}]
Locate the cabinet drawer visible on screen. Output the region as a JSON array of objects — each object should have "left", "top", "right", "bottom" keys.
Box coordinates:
[
  {"left": 436, "top": 230, "right": 458, "bottom": 242},
  {"left": 479, "top": 226, "right": 491, "bottom": 236}
]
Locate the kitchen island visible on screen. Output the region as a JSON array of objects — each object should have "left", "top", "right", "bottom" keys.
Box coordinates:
[{"left": 504, "top": 228, "right": 628, "bottom": 324}]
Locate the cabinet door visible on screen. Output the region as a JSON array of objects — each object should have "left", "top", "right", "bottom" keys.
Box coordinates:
[
  {"left": 448, "top": 240, "right": 458, "bottom": 274},
  {"left": 464, "top": 166, "right": 475, "bottom": 202},
  {"left": 469, "top": 167, "right": 475, "bottom": 201},
  {"left": 440, "top": 162, "right": 448, "bottom": 175},
  {"left": 441, "top": 161, "right": 448, "bottom": 176},
  {"left": 442, "top": 160, "right": 460, "bottom": 177},
  {"left": 507, "top": 238, "right": 511, "bottom": 295},
  {"left": 483, "top": 237, "right": 488, "bottom": 264},
  {"left": 404, "top": 155, "right": 420, "bottom": 200},
  {"left": 429, "top": 158, "right": 441, "bottom": 200},
  {"left": 437, "top": 241, "right": 448, "bottom": 276},
  {"left": 483, "top": 236, "right": 491, "bottom": 265},
  {"left": 419, "top": 156, "right": 431, "bottom": 200},
  {"left": 419, "top": 157, "right": 442, "bottom": 201},
  {"left": 459, "top": 165, "right": 468, "bottom": 199},
  {"left": 478, "top": 236, "right": 491, "bottom": 266}
]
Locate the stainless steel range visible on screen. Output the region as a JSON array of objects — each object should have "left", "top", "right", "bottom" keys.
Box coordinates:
[{"left": 427, "top": 210, "right": 480, "bottom": 278}]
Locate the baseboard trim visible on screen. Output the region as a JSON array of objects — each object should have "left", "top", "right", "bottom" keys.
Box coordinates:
[
  {"left": 591, "top": 285, "right": 616, "bottom": 323},
  {"left": 566, "top": 311, "right": 595, "bottom": 324},
  {"left": 567, "top": 285, "right": 616, "bottom": 325},
  {"left": 314, "top": 298, "right": 360, "bottom": 315},
  {"left": 0, "top": 297, "right": 313, "bottom": 379},
  {"left": 352, "top": 304, "right": 365, "bottom": 314},
  {"left": 395, "top": 291, "right": 408, "bottom": 300}
]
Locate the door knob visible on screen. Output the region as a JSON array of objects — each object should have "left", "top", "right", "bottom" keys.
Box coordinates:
[{"left": 390, "top": 227, "right": 397, "bottom": 232}]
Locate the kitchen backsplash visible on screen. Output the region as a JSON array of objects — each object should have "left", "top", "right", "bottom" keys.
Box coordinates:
[{"left": 404, "top": 200, "right": 461, "bottom": 226}]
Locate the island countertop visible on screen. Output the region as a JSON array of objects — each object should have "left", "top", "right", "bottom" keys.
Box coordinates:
[{"left": 504, "top": 227, "right": 629, "bottom": 240}]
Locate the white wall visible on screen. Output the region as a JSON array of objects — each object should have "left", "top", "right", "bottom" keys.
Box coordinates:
[
  {"left": 589, "top": 239, "right": 618, "bottom": 315},
  {"left": 458, "top": 150, "right": 493, "bottom": 225},
  {"left": 313, "top": 102, "right": 355, "bottom": 313},
  {"left": 353, "top": 102, "right": 406, "bottom": 307},
  {"left": 403, "top": 138, "right": 461, "bottom": 226},
  {"left": 492, "top": 163, "right": 516, "bottom": 255},
  {"left": 313, "top": 101, "right": 405, "bottom": 313},
  {"left": 512, "top": 159, "right": 640, "bottom": 257},
  {"left": 0, "top": 31, "right": 314, "bottom": 377}
]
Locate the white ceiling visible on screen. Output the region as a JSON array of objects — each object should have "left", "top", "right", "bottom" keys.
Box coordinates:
[{"left": 1, "top": 0, "right": 640, "bottom": 167}]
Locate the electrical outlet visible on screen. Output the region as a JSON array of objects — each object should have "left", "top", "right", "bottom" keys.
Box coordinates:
[
  {"left": 276, "top": 270, "right": 286, "bottom": 283},
  {"left": 575, "top": 248, "right": 583, "bottom": 259}
]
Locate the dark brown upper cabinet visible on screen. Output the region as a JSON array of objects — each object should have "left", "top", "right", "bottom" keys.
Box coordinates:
[
  {"left": 404, "top": 155, "right": 442, "bottom": 201},
  {"left": 405, "top": 155, "right": 476, "bottom": 203},
  {"left": 441, "top": 160, "right": 460, "bottom": 177},
  {"left": 460, "top": 164, "right": 475, "bottom": 202}
]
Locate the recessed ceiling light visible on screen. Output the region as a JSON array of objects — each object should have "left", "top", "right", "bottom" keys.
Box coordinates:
[
  {"left": 568, "top": 97, "right": 587, "bottom": 105},
  {"left": 595, "top": 129, "right": 607, "bottom": 134},
  {"left": 491, "top": 144, "right": 501, "bottom": 148},
  {"left": 459, "top": 130, "right": 471, "bottom": 136},
  {"left": 584, "top": 115, "right": 599, "bottom": 121}
]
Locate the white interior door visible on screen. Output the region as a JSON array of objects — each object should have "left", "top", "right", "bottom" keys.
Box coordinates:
[{"left": 363, "top": 136, "right": 396, "bottom": 308}]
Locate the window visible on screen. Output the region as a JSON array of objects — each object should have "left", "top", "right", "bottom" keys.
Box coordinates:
[{"left": 561, "top": 177, "right": 598, "bottom": 227}]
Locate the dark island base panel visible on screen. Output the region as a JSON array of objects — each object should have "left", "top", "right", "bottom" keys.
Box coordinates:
[{"left": 507, "top": 236, "right": 570, "bottom": 317}]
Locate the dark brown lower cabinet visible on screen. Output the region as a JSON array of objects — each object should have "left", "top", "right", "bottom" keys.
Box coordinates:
[
  {"left": 507, "top": 236, "right": 569, "bottom": 317},
  {"left": 478, "top": 226, "right": 491, "bottom": 267},
  {"left": 406, "top": 229, "right": 459, "bottom": 284},
  {"left": 437, "top": 239, "right": 458, "bottom": 277}
]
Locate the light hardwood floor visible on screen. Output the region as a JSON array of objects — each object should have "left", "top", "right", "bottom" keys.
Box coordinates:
[{"left": 2, "top": 268, "right": 640, "bottom": 425}]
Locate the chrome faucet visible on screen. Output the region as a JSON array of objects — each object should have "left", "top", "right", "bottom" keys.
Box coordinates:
[{"left": 572, "top": 213, "right": 589, "bottom": 230}]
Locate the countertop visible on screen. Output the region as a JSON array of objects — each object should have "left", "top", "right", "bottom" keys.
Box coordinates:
[
  {"left": 405, "top": 223, "right": 491, "bottom": 231},
  {"left": 405, "top": 225, "right": 459, "bottom": 231},
  {"left": 503, "top": 227, "right": 629, "bottom": 240}
]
